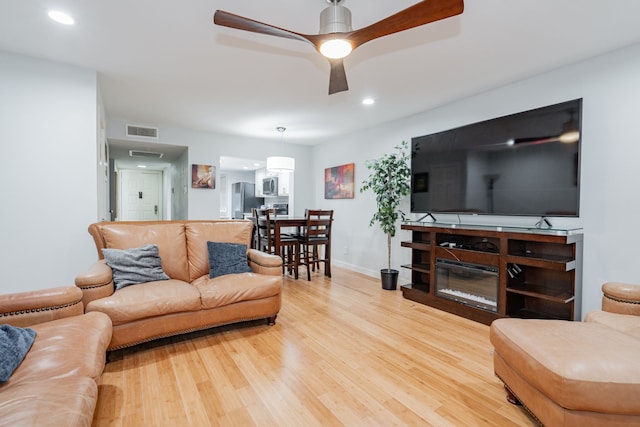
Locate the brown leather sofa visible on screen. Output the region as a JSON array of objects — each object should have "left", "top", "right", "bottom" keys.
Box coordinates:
[
  {"left": 490, "top": 282, "right": 640, "bottom": 426},
  {"left": 0, "top": 286, "right": 112, "bottom": 427},
  {"left": 75, "top": 220, "right": 283, "bottom": 351}
]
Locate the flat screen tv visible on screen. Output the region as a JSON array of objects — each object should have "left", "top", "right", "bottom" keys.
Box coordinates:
[{"left": 411, "top": 99, "right": 582, "bottom": 217}]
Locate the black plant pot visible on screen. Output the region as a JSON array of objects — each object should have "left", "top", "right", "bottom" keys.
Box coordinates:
[{"left": 380, "top": 269, "right": 399, "bottom": 290}]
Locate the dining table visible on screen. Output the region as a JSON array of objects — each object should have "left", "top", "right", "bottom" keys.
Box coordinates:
[{"left": 271, "top": 217, "right": 306, "bottom": 257}]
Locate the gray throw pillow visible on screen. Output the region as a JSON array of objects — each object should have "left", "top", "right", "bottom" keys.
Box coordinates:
[
  {"left": 0, "top": 324, "right": 36, "bottom": 383},
  {"left": 102, "top": 244, "right": 170, "bottom": 290},
  {"left": 207, "top": 241, "right": 252, "bottom": 278}
]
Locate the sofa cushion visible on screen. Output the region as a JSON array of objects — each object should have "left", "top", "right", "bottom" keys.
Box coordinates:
[
  {"left": 490, "top": 318, "right": 640, "bottom": 415},
  {"left": 207, "top": 241, "right": 252, "bottom": 278},
  {"left": 102, "top": 244, "right": 170, "bottom": 290},
  {"left": 185, "top": 221, "right": 253, "bottom": 282},
  {"left": 86, "top": 279, "right": 201, "bottom": 326},
  {"left": 585, "top": 310, "right": 640, "bottom": 340},
  {"left": 193, "top": 273, "right": 281, "bottom": 309},
  {"left": 7, "top": 312, "right": 112, "bottom": 385},
  {"left": 0, "top": 325, "right": 36, "bottom": 383},
  {"left": 98, "top": 223, "right": 190, "bottom": 282},
  {"left": 0, "top": 376, "right": 97, "bottom": 427}
]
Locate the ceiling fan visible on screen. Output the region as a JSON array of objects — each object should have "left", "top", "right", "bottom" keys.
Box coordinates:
[{"left": 213, "top": 0, "right": 464, "bottom": 95}]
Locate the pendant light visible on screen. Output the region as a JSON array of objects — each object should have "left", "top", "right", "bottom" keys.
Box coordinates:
[{"left": 267, "top": 127, "right": 295, "bottom": 173}]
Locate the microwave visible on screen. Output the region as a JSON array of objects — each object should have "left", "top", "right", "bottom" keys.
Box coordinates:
[{"left": 262, "top": 177, "right": 278, "bottom": 196}]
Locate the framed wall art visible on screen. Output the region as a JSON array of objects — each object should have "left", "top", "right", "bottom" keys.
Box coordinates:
[
  {"left": 324, "top": 163, "right": 355, "bottom": 199},
  {"left": 191, "top": 164, "right": 215, "bottom": 189}
]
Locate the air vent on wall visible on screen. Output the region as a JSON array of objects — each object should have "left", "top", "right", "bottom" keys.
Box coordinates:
[
  {"left": 129, "top": 150, "right": 164, "bottom": 159},
  {"left": 126, "top": 124, "right": 159, "bottom": 139}
]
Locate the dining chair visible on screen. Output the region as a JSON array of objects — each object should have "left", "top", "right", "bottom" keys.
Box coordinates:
[
  {"left": 297, "top": 209, "right": 333, "bottom": 281},
  {"left": 255, "top": 208, "right": 298, "bottom": 278},
  {"left": 250, "top": 207, "right": 260, "bottom": 249},
  {"left": 253, "top": 208, "right": 273, "bottom": 253}
]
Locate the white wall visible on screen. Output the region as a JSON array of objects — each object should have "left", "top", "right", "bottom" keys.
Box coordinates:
[
  {"left": 170, "top": 149, "right": 189, "bottom": 220},
  {"left": 0, "top": 52, "right": 99, "bottom": 293},
  {"left": 0, "top": 45, "right": 312, "bottom": 295},
  {"left": 312, "top": 42, "right": 640, "bottom": 318},
  {"left": 107, "top": 120, "right": 313, "bottom": 219}
]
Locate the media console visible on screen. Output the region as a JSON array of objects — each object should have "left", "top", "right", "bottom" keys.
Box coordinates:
[{"left": 400, "top": 222, "right": 583, "bottom": 325}]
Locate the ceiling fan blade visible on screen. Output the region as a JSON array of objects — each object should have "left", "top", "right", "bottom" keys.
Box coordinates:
[
  {"left": 214, "top": 10, "right": 346, "bottom": 95},
  {"left": 513, "top": 136, "right": 557, "bottom": 145},
  {"left": 328, "top": 59, "right": 349, "bottom": 95},
  {"left": 348, "top": 0, "right": 464, "bottom": 49},
  {"left": 214, "top": 10, "right": 314, "bottom": 45}
]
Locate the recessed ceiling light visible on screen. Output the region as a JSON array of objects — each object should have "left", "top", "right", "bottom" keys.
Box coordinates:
[
  {"left": 48, "top": 11, "right": 75, "bottom": 25},
  {"left": 137, "top": 164, "right": 147, "bottom": 168},
  {"left": 362, "top": 98, "right": 375, "bottom": 105}
]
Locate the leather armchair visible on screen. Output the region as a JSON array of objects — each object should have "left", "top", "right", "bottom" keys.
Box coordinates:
[{"left": 0, "top": 286, "right": 112, "bottom": 427}]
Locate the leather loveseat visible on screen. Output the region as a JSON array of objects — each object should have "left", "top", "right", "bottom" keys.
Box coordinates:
[
  {"left": 75, "top": 220, "right": 283, "bottom": 351},
  {"left": 0, "top": 286, "right": 112, "bottom": 427},
  {"left": 490, "top": 282, "right": 640, "bottom": 426}
]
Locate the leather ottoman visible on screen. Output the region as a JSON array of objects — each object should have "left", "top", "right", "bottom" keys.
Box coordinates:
[{"left": 490, "top": 318, "right": 640, "bottom": 426}]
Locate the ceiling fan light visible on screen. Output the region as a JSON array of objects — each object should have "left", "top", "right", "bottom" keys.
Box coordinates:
[{"left": 320, "top": 39, "right": 353, "bottom": 59}]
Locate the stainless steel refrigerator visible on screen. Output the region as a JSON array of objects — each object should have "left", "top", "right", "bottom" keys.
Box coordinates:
[{"left": 231, "top": 182, "right": 258, "bottom": 219}]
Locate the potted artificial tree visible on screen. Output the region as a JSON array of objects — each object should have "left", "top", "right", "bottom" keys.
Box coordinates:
[{"left": 360, "top": 141, "right": 411, "bottom": 290}]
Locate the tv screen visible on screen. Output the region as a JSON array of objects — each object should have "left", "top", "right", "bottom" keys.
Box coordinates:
[{"left": 411, "top": 99, "right": 582, "bottom": 217}]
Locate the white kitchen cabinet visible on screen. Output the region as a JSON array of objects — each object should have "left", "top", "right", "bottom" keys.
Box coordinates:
[
  {"left": 278, "top": 171, "right": 290, "bottom": 196},
  {"left": 255, "top": 168, "right": 266, "bottom": 196}
]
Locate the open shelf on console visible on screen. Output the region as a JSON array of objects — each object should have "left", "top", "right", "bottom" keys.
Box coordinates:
[
  {"left": 401, "top": 263, "right": 430, "bottom": 274},
  {"left": 506, "top": 283, "right": 574, "bottom": 304},
  {"left": 506, "top": 308, "right": 559, "bottom": 320},
  {"left": 401, "top": 241, "right": 431, "bottom": 251},
  {"left": 401, "top": 283, "right": 429, "bottom": 293},
  {"left": 506, "top": 293, "right": 574, "bottom": 320}
]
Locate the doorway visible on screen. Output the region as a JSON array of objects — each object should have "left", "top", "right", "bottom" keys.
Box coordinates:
[
  {"left": 107, "top": 139, "right": 189, "bottom": 221},
  {"left": 118, "top": 169, "right": 164, "bottom": 220},
  {"left": 219, "top": 156, "right": 295, "bottom": 219},
  {"left": 219, "top": 156, "right": 265, "bottom": 219}
]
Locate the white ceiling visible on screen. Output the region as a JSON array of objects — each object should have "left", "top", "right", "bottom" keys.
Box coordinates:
[
  {"left": 220, "top": 156, "right": 266, "bottom": 172},
  {"left": 2, "top": 0, "right": 640, "bottom": 146}
]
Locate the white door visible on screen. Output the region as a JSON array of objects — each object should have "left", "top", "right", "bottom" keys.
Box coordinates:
[{"left": 118, "top": 169, "right": 163, "bottom": 221}]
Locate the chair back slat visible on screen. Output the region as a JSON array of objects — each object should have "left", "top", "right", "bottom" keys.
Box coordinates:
[
  {"left": 298, "top": 209, "right": 333, "bottom": 280},
  {"left": 304, "top": 209, "right": 333, "bottom": 242},
  {"left": 254, "top": 208, "right": 277, "bottom": 252}
]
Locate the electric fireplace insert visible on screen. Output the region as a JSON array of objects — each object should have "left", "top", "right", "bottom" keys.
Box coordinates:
[{"left": 435, "top": 258, "right": 499, "bottom": 313}]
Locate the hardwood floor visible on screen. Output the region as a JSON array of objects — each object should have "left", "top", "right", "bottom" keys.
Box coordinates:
[{"left": 93, "top": 267, "right": 537, "bottom": 426}]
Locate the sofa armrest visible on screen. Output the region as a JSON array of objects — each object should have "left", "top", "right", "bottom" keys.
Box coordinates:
[
  {"left": 601, "top": 282, "right": 640, "bottom": 316},
  {"left": 0, "top": 286, "right": 84, "bottom": 327},
  {"left": 247, "top": 249, "right": 283, "bottom": 276},
  {"left": 75, "top": 260, "right": 115, "bottom": 309}
]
